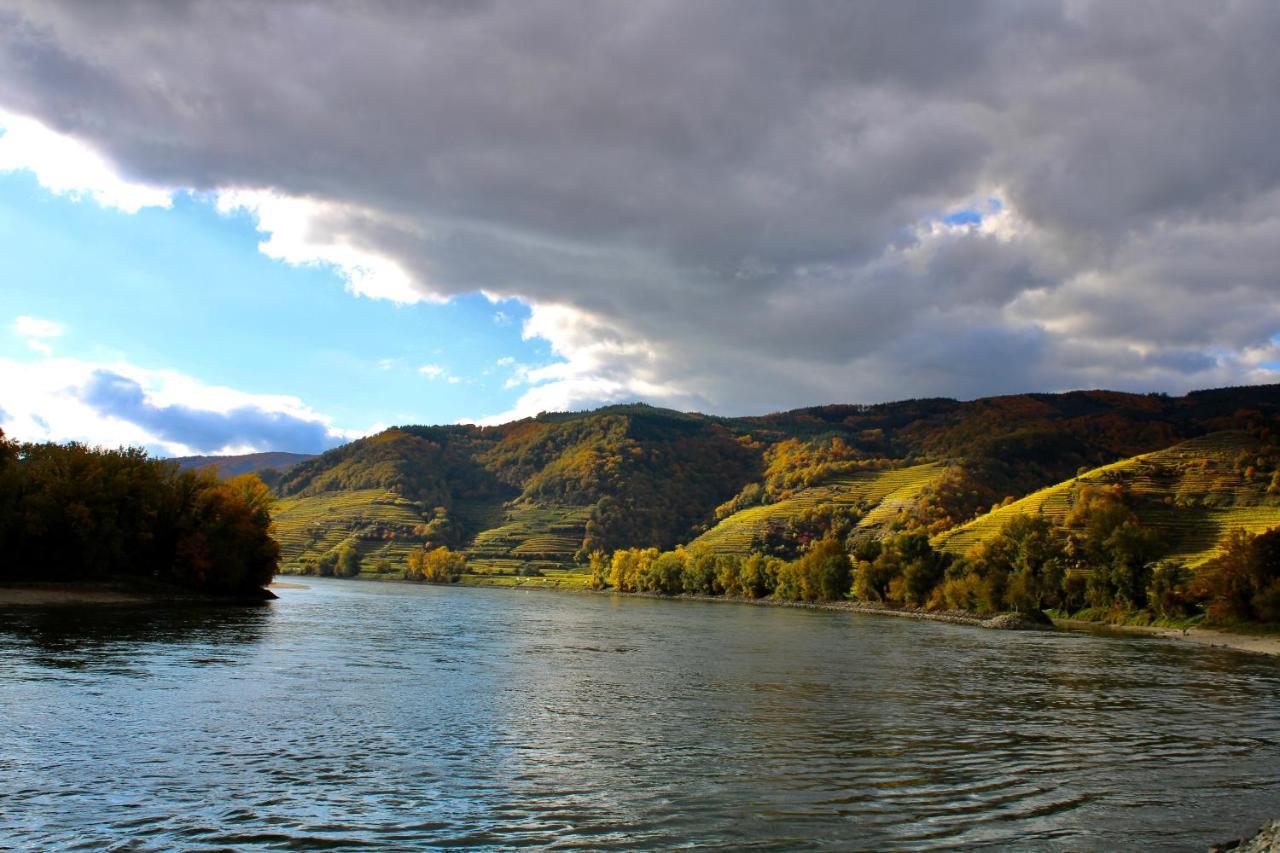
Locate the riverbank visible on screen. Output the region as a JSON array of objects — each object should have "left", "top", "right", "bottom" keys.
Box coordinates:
[
  {"left": 303, "top": 570, "right": 1052, "bottom": 631},
  {"left": 284, "top": 569, "right": 1280, "bottom": 652},
  {"left": 0, "top": 580, "right": 277, "bottom": 607},
  {"left": 1054, "top": 617, "right": 1280, "bottom": 658},
  {"left": 1212, "top": 818, "right": 1280, "bottom": 852},
  {"left": 609, "top": 589, "right": 1052, "bottom": 630}
]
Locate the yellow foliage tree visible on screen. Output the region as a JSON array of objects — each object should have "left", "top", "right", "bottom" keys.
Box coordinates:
[{"left": 406, "top": 546, "right": 466, "bottom": 583}]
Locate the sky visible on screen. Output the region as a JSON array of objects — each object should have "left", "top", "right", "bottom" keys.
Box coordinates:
[{"left": 0, "top": 1, "right": 1278, "bottom": 456}]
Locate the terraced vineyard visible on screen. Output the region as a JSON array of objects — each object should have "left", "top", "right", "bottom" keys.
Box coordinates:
[
  {"left": 934, "top": 431, "right": 1280, "bottom": 566},
  {"left": 466, "top": 502, "right": 593, "bottom": 563},
  {"left": 273, "top": 488, "right": 429, "bottom": 569},
  {"left": 691, "top": 462, "right": 947, "bottom": 555}
]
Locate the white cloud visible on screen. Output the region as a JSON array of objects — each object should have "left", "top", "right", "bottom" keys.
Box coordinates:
[
  {"left": 11, "top": 315, "right": 66, "bottom": 355},
  {"left": 0, "top": 109, "right": 172, "bottom": 213},
  {"left": 12, "top": 315, "right": 65, "bottom": 339},
  {"left": 417, "top": 363, "right": 446, "bottom": 379},
  {"left": 0, "top": 353, "right": 361, "bottom": 455},
  {"left": 496, "top": 356, "right": 515, "bottom": 366},
  {"left": 475, "top": 304, "right": 699, "bottom": 423},
  {"left": 216, "top": 188, "right": 428, "bottom": 304}
]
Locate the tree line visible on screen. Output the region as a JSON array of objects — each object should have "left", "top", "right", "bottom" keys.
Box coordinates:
[
  {"left": 0, "top": 432, "right": 278, "bottom": 596},
  {"left": 589, "top": 484, "right": 1280, "bottom": 625}
]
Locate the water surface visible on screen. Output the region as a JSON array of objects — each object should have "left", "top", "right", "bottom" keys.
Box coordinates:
[{"left": 2, "top": 578, "right": 1279, "bottom": 850}]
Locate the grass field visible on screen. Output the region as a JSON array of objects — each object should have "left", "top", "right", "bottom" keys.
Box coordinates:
[
  {"left": 934, "top": 431, "right": 1280, "bottom": 566},
  {"left": 690, "top": 462, "right": 947, "bottom": 555}
]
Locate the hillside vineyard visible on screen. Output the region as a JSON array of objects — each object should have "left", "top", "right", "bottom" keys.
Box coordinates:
[{"left": 223, "top": 386, "right": 1280, "bottom": 612}]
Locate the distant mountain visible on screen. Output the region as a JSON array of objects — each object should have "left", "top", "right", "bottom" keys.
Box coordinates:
[
  {"left": 268, "top": 386, "right": 1280, "bottom": 577},
  {"left": 171, "top": 451, "right": 316, "bottom": 480}
]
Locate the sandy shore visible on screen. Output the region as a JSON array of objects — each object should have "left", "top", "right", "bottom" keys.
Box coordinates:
[{"left": 1054, "top": 618, "right": 1280, "bottom": 658}]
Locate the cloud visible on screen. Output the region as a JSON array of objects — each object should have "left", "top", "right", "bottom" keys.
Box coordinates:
[
  {"left": 11, "top": 315, "right": 65, "bottom": 355},
  {"left": 79, "top": 370, "right": 343, "bottom": 455},
  {"left": 12, "top": 315, "right": 64, "bottom": 339},
  {"left": 215, "top": 189, "right": 426, "bottom": 304},
  {"left": 0, "top": 1, "right": 1277, "bottom": 419},
  {"left": 0, "top": 354, "right": 356, "bottom": 455},
  {"left": 417, "top": 364, "right": 446, "bottom": 380},
  {"left": 0, "top": 108, "right": 171, "bottom": 212}
]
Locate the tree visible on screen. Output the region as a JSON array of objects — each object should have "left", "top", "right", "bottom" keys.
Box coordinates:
[
  {"left": 587, "top": 550, "right": 610, "bottom": 589},
  {"left": 851, "top": 532, "right": 947, "bottom": 606},
  {"left": 406, "top": 546, "right": 465, "bottom": 583},
  {"left": 1193, "top": 527, "right": 1280, "bottom": 622},
  {"left": 0, "top": 437, "right": 277, "bottom": 596},
  {"left": 681, "top": 551, "right": 719, "bottom": 595},
  {"left": 644, "top": 550, "right": 687, "bottom": 595},
  {"left": 336, "top": 545, "right": 361, "bottom": 577},
  {"left": 737, "top": 553, "right": 779, "bottom": 598},
  {"left": 966, "top": 514, "right": 1064, "bottom": 613},
  {"left": 777, "top": 537, "right": 851, "bottom": 602}
]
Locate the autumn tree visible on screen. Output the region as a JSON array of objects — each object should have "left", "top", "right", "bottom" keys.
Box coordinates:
[{"left": 406, "top": 546, "right": 466, "bottom": 583}]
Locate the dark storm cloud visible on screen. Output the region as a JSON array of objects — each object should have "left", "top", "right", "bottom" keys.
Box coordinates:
[
  {"left": 80, "top": 370, "right": 343, "bottom": 454},
  {"left": 1, "top": 0, "right": 1278, "bottom": 415}
]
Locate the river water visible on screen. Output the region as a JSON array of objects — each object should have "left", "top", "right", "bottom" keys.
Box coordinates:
[{"left": 2, "top": 577, "right": 1279, "bottom": 850}]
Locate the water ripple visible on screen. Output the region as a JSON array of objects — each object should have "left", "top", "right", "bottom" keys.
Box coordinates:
[{"left": 2, "top": 580, "right": 1279, "bottom": 850}]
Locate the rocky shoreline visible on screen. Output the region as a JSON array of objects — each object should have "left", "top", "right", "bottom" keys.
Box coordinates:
[{"left": 1211, "top": 819, "right": 1280, "bottom": 852}]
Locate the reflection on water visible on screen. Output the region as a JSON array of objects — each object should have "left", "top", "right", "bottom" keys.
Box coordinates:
[
  {"left": 2, "top": 604, "right": 271, "bottom": 672},
  {"left": 2, "top": 578, "right": 1279, "bottom": 851}
]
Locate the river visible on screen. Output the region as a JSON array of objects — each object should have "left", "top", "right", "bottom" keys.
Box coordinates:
[{"left": 2, "top": 577, "right": 1279, "bottom": 850}]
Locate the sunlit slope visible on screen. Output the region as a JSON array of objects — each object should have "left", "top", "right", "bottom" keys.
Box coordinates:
[
  {"left": 690, "top": 462, "right": 947, "bottom": 554},
  {"left": 273, "top": 488, "right": 430, "bottom": 569},
  {"left": 273, "top": 489, "right": 592, "bottom": 573},
  {"left": 466, "top": 502, "right": 593, "bottom": 562},
  {"left": 933, "top": 431, "right": 1280, "bottom": 566}
]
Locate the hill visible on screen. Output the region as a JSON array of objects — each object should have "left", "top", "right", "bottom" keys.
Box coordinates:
[
  {"left": 260, "top": 386, "right": 1280, "bottom": 581},
  {"left": 691, "top": 462, "right": 948, "bottom": 555},
  {"left": 171, "top": 451, "right": 315, "bottom": 481},
  {"left": 934, "top": 431, "right": 1280, "bottom": 567}
]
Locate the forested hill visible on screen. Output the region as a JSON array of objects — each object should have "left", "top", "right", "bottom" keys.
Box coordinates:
[
  {"left": 172, "top": 451, "right": 315, "bottom": 488},
  {"left": 260, "top": 386, "right": 1280, "bottom": 577}
]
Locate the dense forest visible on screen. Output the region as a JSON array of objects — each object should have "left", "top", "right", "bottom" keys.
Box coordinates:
[{"left": 0, "top": 430, "right": 278, "bottom": 597}]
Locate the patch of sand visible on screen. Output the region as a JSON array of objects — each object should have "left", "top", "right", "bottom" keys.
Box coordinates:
[{"left": 1056, "top": 619, "right": 1280, "bottom": 658}]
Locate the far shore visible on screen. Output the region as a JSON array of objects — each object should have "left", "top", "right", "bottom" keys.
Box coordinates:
[
  {"left": 0, "top": 581, "right": 276, "bottom": 607},
  {"left": 18, "top": 569, "right": 1276, "bottom": 659},
  {"left": 286, "top": 571, "right": 1280, "bottom": 658}
]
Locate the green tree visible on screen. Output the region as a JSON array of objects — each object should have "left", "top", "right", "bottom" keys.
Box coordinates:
[{"left": 337, "top": 545, "right": 361, "bottom": 577}]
